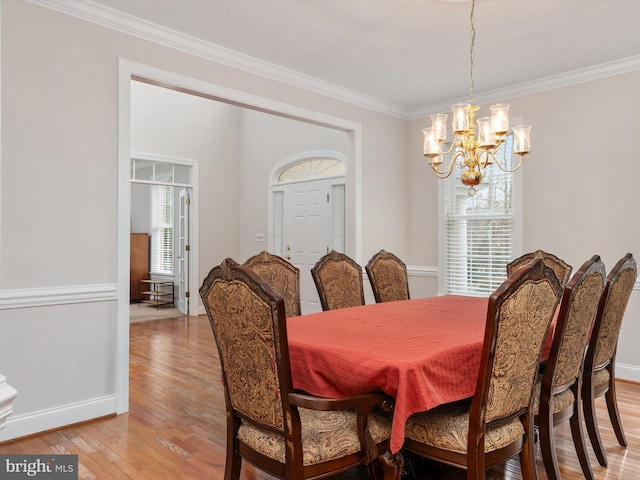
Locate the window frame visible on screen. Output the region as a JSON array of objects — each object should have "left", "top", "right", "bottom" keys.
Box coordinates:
[{"left": 437, "top": 135, "right": 523, "bottom": 296}]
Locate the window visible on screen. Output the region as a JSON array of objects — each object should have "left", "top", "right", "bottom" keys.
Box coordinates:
[
  {"left": 442, "top": 135, "right": 520, "bottom": 296},
  {"left": 278, "top": 158, "right": 345, "bottom": 182},
  {"left": 150, "top": 185, "right": 174, "bottom": 275}
]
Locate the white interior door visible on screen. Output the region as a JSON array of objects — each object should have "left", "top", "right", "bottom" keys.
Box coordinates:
[
  {"left": 283, "top": 179, "right": 330, "bottom": 314},
  {"left": 176, "top": 188, "right": 190, "bottom": 314}
]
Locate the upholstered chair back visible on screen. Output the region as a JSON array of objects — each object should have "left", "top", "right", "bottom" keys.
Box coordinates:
[
  {"left": 551, "top": 256, "right": 606, "bottom": 388},
  {"left": 200, "top": 258, "right": 289, "bottom": 432},
  {"left": 507, "top": 249, "right": 572, "bottom": 286},
  {"left": 365, "top": 250, "right": 410, "bottom": 303},
  {"left": 534, "top": 255, "right": 606, "bottom": 480},
  {"left": 311, "top": 250, "right": 365, "bottom": 311},
  {"left": 480, "top": 258, "right": 563, "bottom": 424},
  {"left": 582, "top": 253, "right": 637, "bottom": 467},
  {"left": 591, "top": 254, "right": 637, "bottom": 366},
  {"left": 244, "top": 251, "right": 301, "bottom": 317}
]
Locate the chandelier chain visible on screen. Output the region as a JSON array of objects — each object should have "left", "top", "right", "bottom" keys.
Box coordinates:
[{"left": 469, "top": 0, "right": 476, "bottom": 104}]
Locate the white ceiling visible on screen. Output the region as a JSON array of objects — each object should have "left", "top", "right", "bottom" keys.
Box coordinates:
[{"left": 81, "top": 0, "right": 640, "bottom": 115}]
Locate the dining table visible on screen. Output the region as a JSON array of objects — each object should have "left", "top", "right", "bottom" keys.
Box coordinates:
[{"left": 286, "top": 294, "right": 554, "bottom": 455}]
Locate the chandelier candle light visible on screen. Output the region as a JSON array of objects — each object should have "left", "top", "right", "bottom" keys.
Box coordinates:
[{"left": 423, "top": 0, "right": 531, "bottom": 196}]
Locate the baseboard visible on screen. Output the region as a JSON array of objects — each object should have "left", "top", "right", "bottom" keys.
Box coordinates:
[
  {"left": 0, "top": 395, "right": 116, "bottom": 443},
  {"left": 615, "top": 362, "right": 640, "bottom": 384}
]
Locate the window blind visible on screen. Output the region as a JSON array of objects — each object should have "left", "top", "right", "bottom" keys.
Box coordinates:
[
  {"left": 443, "top": 136, "right": 515, "bottom": 296},
  {"left": 150, "top": 185, "right": 174, "bottom": 275}
]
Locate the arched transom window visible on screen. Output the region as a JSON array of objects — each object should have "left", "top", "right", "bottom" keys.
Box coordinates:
[{"left": 277, "top": 158, "right": 345, "bottom": 182}]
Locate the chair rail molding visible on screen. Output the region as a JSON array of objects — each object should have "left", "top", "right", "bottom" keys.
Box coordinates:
[
  {"left": 363, "top": 265, "right": 438, "bottom": 280},
  {"left": 407, "top": 265, "right": 438, "bottom": 278},
  {"left": 0, "top": 375, "right": 18, "bottom": 430},
  {"left": 0, "top": 284, "right": 117, "bottom": 310}
]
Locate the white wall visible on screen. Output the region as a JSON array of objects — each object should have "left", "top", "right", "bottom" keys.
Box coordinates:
[
  {"left": 130, "top": 80, "right": 243, "bottom": 276},
  {"left": 511, "top": 72, "right": 640, "bottom": 378},
  {"left": 409, "top": 70, "right": 640, "bottom": 378},
  {"left": 237, "top": 109, "right": 349, "bottom": 261},
  {"left": 0, "top": 0, "right": 407, "bottom": 441}
]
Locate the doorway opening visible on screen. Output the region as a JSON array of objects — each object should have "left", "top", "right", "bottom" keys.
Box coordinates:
[
  {"left": 129, "top": 155, "right": 197, "bottom": 320},
  {"left": 117, "top": 59, "right": 362, "bottom": 414}
]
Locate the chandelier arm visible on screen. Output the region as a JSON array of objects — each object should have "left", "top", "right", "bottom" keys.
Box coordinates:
[
  {"left": 440, "top": 141, "right": 458, "bottom": 156},
  {"left": 429, "top": 156, "right": 457, "bottom": 179},
  {"left": 492, "top": 153, "right": 525, "bottom": 173}
]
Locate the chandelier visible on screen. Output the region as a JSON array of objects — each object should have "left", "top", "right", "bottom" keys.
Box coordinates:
[{"left": 423, "top": 0, "right": 531, "bottom": 196}]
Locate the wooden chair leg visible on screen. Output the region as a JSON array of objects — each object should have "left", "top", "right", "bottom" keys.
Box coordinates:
[
  {"left": 569, "top": 403, "right": 594, "bottom": 480},
  {"left": 225, "top": 420, "right": 242, "bottom": 480},
  {"left": 583, "top": 383, "right": 608, "bottom": 467},
  {"left": 519, "top": 424, "right": 539, "bottom": 480},
  {"left": 538, "top": 411, "right": 560, "bottom": 480},
  {"left": 224, "top": 449, "right": 242, "bottom": 480},
  {"left": 605, "top": 380, "right": 628, "bottom": 447},
  {"left": 377, "top": 450, "right": 403, "bottom": 480}
]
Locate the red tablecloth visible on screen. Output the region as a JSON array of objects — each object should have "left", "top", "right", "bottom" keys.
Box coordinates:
[{"left": 287, "top": 295, "right": 490, "bottom": 453}]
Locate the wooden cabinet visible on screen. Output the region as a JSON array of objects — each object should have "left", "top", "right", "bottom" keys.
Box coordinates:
[{"left": 130, "top": 233, "right": 149, "bottom": 302}]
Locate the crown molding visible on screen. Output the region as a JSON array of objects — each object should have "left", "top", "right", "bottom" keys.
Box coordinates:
[
  {"left": 29, "top": 0, "right": 409, "bottom": 119},
  {"left": 408, "top": 55, "right": 640, "bottom": 120},
  {"left": 28, "top": 1, "right": 640, "bottom": 122}
]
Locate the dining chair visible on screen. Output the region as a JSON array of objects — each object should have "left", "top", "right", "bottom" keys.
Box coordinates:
[
  {"left": 582, "top": 253, "right": 637, "bottom": 467},
  {"left": 365, "top": 249, "right": 410, "bottom": 303},
  {"left": 311, "top": 250, "right": 365, "bottom": 311},
  {"left": 533, "top": 255, "right": 606, "bottom": 480},
  {"left": 200, "top": 258, "right": 390, "bottom": 480},
  {"left": 244, "top": 250, "right": 301, "bottom": 317},
  {"left": 396, "top": 258, "right": 563, "bottom": 480},
  {"left": 507, "top": 249, "right": 572, "bottom": 286}
]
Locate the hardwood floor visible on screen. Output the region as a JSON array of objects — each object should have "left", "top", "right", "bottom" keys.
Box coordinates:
[{"left": 1, "top": 315, "right": 639, "bottom": 479}]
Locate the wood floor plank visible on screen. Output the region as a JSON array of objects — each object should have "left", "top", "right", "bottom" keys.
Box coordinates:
[{"left": 1, "top": 314, "right": 639, "bottom": 479}]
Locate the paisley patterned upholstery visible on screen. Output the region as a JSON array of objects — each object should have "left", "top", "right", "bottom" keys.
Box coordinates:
[
  {"left": 244, "top": 251, "right": 301, "bottom": 317},
  {"left": 199, "top": 258, "right": 390, "bottom": 479},
  {"left": 404, "top": 399, "right": 525, "bottom": 454},
  {"left": 401, "top": 258, "right": 563, "bottom": 479},
  {"left": 532, "top": 383, "right": 575, "bottom": 415},
  {"left": 311, "top": 251, "right": 365, "bottom": 311},
  {"left": 534, "top": 256, "right": 606, "bottom": 480},
  {"left": 583, "top": 253, "right": 637, "bottom": 468},
  {"left": 593, "top": 367, "right": 610, "bottom": 388},
  {"left": 365, "top": 250, "right": 410, "bottom": 303},
  {"left": 239, "top": 407, "right": 390, "bottom": 466},
  {"left": 507, "top": 249, "right": 572, "bottom": 286}
]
